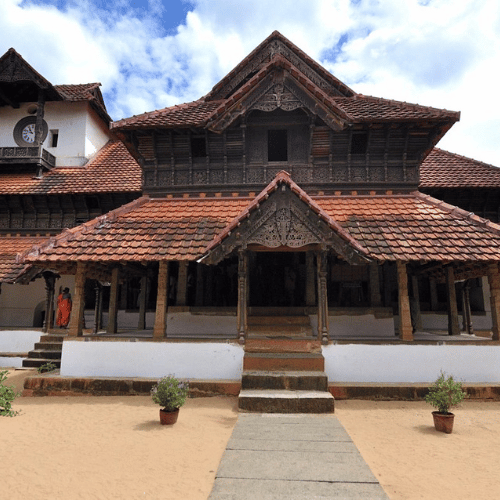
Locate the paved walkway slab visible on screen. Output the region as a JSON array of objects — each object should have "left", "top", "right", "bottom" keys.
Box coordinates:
[{"left": 209, "top": 414, "right": 389, "bottom": 499}]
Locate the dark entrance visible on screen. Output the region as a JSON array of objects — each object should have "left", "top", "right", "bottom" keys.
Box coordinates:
[{"left": 249, "top": 252, "right": 306, "bottom": 307}]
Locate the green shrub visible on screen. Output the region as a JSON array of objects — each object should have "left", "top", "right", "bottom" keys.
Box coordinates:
[
  {"left": 0, "top": 370, "right": 20, "bottom": 417},
  {"left": 425, "top": 372, "right": 465, "bottom": 414},
  {"left": 37, "top": 362, "right": 57, "bottom": 374},
  {"left": 151, "top": 375, "right": 189, "bottom": 412}
]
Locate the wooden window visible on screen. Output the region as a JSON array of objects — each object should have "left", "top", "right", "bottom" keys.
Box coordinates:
[
  {"left": 191, "top": 136, "right": 207, "bottom": 158},
  {"left": 351, "top": 132, "right": 368, "bottom": 154},
  {"left": 268, "top": 129, "right": 288, "bottom": 161}
]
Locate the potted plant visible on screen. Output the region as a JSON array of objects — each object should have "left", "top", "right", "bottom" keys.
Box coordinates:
[
  {"left": 151, "top": 375, "right": 189, "bottom": 425},
  {"left": 425, "top": 372, "right": 465, "bottom": 434}
]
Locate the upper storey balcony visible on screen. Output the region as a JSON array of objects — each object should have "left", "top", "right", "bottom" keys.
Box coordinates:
[{"left": 0, "top": 145, "right": 56, "bottom": 170}]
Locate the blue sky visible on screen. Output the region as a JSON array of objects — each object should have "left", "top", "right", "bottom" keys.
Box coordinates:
[{"left": 3, "top": 0, "right": 500, "bottom": 167}]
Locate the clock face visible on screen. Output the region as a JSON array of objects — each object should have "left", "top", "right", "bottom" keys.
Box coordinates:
[
  {"left": 13, "top": 116, "right": 48, "bottom": 147},
  {"left": 22, "top": 124, "right": 36, "bottom": 144}
]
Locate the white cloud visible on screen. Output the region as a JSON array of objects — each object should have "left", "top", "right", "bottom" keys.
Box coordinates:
[{"left": 2, "top": 0, "right": 500, "bottom": 166}]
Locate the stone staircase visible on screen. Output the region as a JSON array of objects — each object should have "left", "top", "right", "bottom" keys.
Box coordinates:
[
  {"left": 22, "top": 333, "right": 65, "bottom": 369},
  {"left": 247, "top": 310, "right": 313, "bottom": 338},
  {"left": 239, "top": 338, "right": 334, "bottom": 413}
]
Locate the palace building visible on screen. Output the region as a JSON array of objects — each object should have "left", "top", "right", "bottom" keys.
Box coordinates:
[{"left": 2, "top": 33, "right": 500, "bottom": 391}]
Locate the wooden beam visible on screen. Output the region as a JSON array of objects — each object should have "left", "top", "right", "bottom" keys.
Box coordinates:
[
  {"left": 237, "top": 250, "right": 248, "bottom": 345},
  {"left": 68, "top": 262, "right": 86, "bottom": 337},
  {"left": 446, "top": 266, "right": 460, "bottom": 336},
  {"left": 138, "top": 275, "right": 147, "bottom": 330},
  {"left": 107, "top": 267, "right": 120, "bottom": 334},
  {"left": 487, "top": 264, "right": 500, "bottom": 341},
  {"left": 397, "top": 261, "right": 413, "bottom": 341},
  {"left": 153, "top": 260, "right": 169, "bottom": 339}
]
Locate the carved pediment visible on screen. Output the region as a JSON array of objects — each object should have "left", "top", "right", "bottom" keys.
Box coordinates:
[
  {"left": 247, "top": 202, "right": 322, "bottom": 248},
  {"left": 204, "top": 178, "right": 372, "bottom": 266},
  {"left": 251, "top": 82, "right": 303, "bottom": 113}
]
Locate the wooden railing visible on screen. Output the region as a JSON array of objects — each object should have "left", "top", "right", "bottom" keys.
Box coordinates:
[{"left": 0, "top": 146, "right": 56, "bottom": 169}]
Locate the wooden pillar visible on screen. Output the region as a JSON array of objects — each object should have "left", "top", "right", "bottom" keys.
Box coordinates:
[
  {"left": 446, "top": 266, "right": 460, "bottom": 336},
  {"left": 42, "top": 272, "right": 56, "bottom": 332},
  {"left": 195, "top": 264, "right": 204, "bottom": 306},
  {"left": 429, "top": 277, "right": 439, "bottom": 311},
  {"left": 68, "top": 262, "right": 86, "bottom": 337},
  {"left": 487, "top": 264, "right": 500, "bottom": 341},
  {"left": 176, "top": 261, "right": 188, "bottom": 306},
  {"left": 396, "top": 261, "right": 413, "bottom": 341},
  {"left": 153, "top": 261, "right": 169, "bottom": 339},
  {"left": 369, "top": 263, "right": 382, "bottom": 307},
  {"left": 411, "top": 275, "right": 422, "bottom": 332},
  {"left": 306, "top": 252, "right": 316, "bottom": 306},
  {"left": 93, "top": 283, "right": 101, "bottom": 334},
  {"left": 317, "top": 251, "right": 330, "bottom": 344},
  {"left": 119, "top": 280, "right": 128, "bottom": 310},
  {"left": 237, "top": 250, "right": 248, "bottom": 345},
  {"left": 107, "top": 267, "right": 120, "bottom": 334},
  {"left": 462, "top": 280, "right": 473, "bottom": 335},
  {"left": 138, "top": 275, "right": 147, "bottom": 330}
]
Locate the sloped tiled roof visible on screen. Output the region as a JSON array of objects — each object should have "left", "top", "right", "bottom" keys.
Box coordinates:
[
  {"left": 21, "top": 196, "right": 252, "bottom": 264},
  {"left": 0, "top": 141, "right": 142, "bottom": 195},
  {"left": 420, "top": 148, "right": 500, "bottom": 188},
  {"left": 112, "top": 100, "right": 223, "bottom": 131},
  {"left": 21, "top": 178, "right": 500, "bottom": 266},
  {"left": 111, "top": 32, "right": 459, "bottom": 134},
  {"left": 0, "top": 237, "right": 47, "bottom": 283}
]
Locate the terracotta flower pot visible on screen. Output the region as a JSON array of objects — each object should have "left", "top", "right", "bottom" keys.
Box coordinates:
[
  {"left": 159, "top": 408, "right": 180, "bottom": 425},
  {"left": 432, "top": 411, "right": 455, "bottom": 434}
]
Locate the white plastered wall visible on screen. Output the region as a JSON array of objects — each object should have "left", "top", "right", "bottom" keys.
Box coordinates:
[
  {"left": 60, "top": 341, "right": 244, "bottom": 379},
  {"left": 0, "top": 101, "right": 110, "bottom": 166},
  {"left": 323, "top": 344, "right": 500, "bottom": 383}
]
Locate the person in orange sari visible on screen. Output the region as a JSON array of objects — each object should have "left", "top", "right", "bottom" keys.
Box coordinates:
[{"left": 56, "top": 287, "right": 72, "bottom": 328}]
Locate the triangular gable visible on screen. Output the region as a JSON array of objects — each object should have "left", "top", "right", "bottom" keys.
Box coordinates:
[
  {"left": 206, "top": 55, "right": 350, "bottom": 132},
  {"left": 206, "top": 31, "right": 354, "bottom": 101},
  {"left": 203, "top": 170, "right": 371, "bottom": 265},
  {"left": 0, "top": 48, "right": 61, "bottom": 107}
]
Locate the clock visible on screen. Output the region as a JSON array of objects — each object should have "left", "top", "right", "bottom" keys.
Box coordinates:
[{"left": 13, "top": 116, "right": 48, "bottom": 147}]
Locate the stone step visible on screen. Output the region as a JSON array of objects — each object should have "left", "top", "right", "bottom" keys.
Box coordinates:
[
  {"left": 248, "top": 316, "right": 311, "bottom": 326},
  {"left": 242, "top": 370, "right": 328, "bottom": 391},
  {"left": 245, "top": 338, "right": 322, "bottom": 354},
  {"left": 248, "top": 307, "right": 308, "bottom": 316},
  {"left": 23, "top": 358, "right": 61, "bottom": 369},
  {"left": 27, "top": 349, "right": 62, "bottom": 360},
  {"left": 34, "top": 342, "right": 63, "bottom": 351},
  {"left": 243, "top": 352, "right": 324, "bottom": 372},
  {"left": 238, "top": 389, "right": 334, "bottom": 413},
  {"left": 39, "top": 334, "right": 66, "bottom": 343}
]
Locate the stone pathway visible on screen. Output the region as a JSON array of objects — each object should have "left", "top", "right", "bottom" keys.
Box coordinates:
[{"left": 209, "top": 413, "right": 389, "bottom": 499}]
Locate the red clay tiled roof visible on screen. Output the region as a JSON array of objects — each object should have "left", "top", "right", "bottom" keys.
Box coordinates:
[
  {"left": 0, "top": 141, "right": 141, "bottom": 195},
  {"left": 21, "top": 196, "right": 252, "bottom": 264},
  {"left": 112, "top": 33, "right": 459, "bottom": 133},
  {"left": 21, "top": 185, "right": 500, "bottom": 266},
  {"left": 318, "top": 192, "right": 500, "bottom": 262},
  {"left": 111, "top": 100, "right": 223, "bottom": 131},
  {"left": 331, "top": 95, "right": 459, "bottom": 123},
  {"left": 420, "top": 148, "right": 500, "bottom": 188},
  {"left": 55, "top": 83, "right": 101, "bottom": 101},
  {"left": 0, "top": 236, "right": 47, "bottom": 282}
]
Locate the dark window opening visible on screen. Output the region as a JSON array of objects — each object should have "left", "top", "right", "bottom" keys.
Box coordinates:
[
  {"left": 50, "top": 130, "right": 59, "bottom": 148},
  {"left": 268, "top": 129, "right": 288, "bottom": 161},
  {"left": 191, "top": 136, "right": 207, "bottom": 158},
  {"left": 351, "top": 132, "right": 368, "bottom": 154}
]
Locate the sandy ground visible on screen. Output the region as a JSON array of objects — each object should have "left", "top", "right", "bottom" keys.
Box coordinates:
[{"left": 2, "top": 369, "right": 500, "bottom": 499}]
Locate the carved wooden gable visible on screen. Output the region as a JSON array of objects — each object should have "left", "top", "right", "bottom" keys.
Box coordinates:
[
  {"left": 208, "top": 66, "right": 346, "bottom": 133},
  {"left": 204, "top": 177, "right": 371, "bottom": 266}
]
